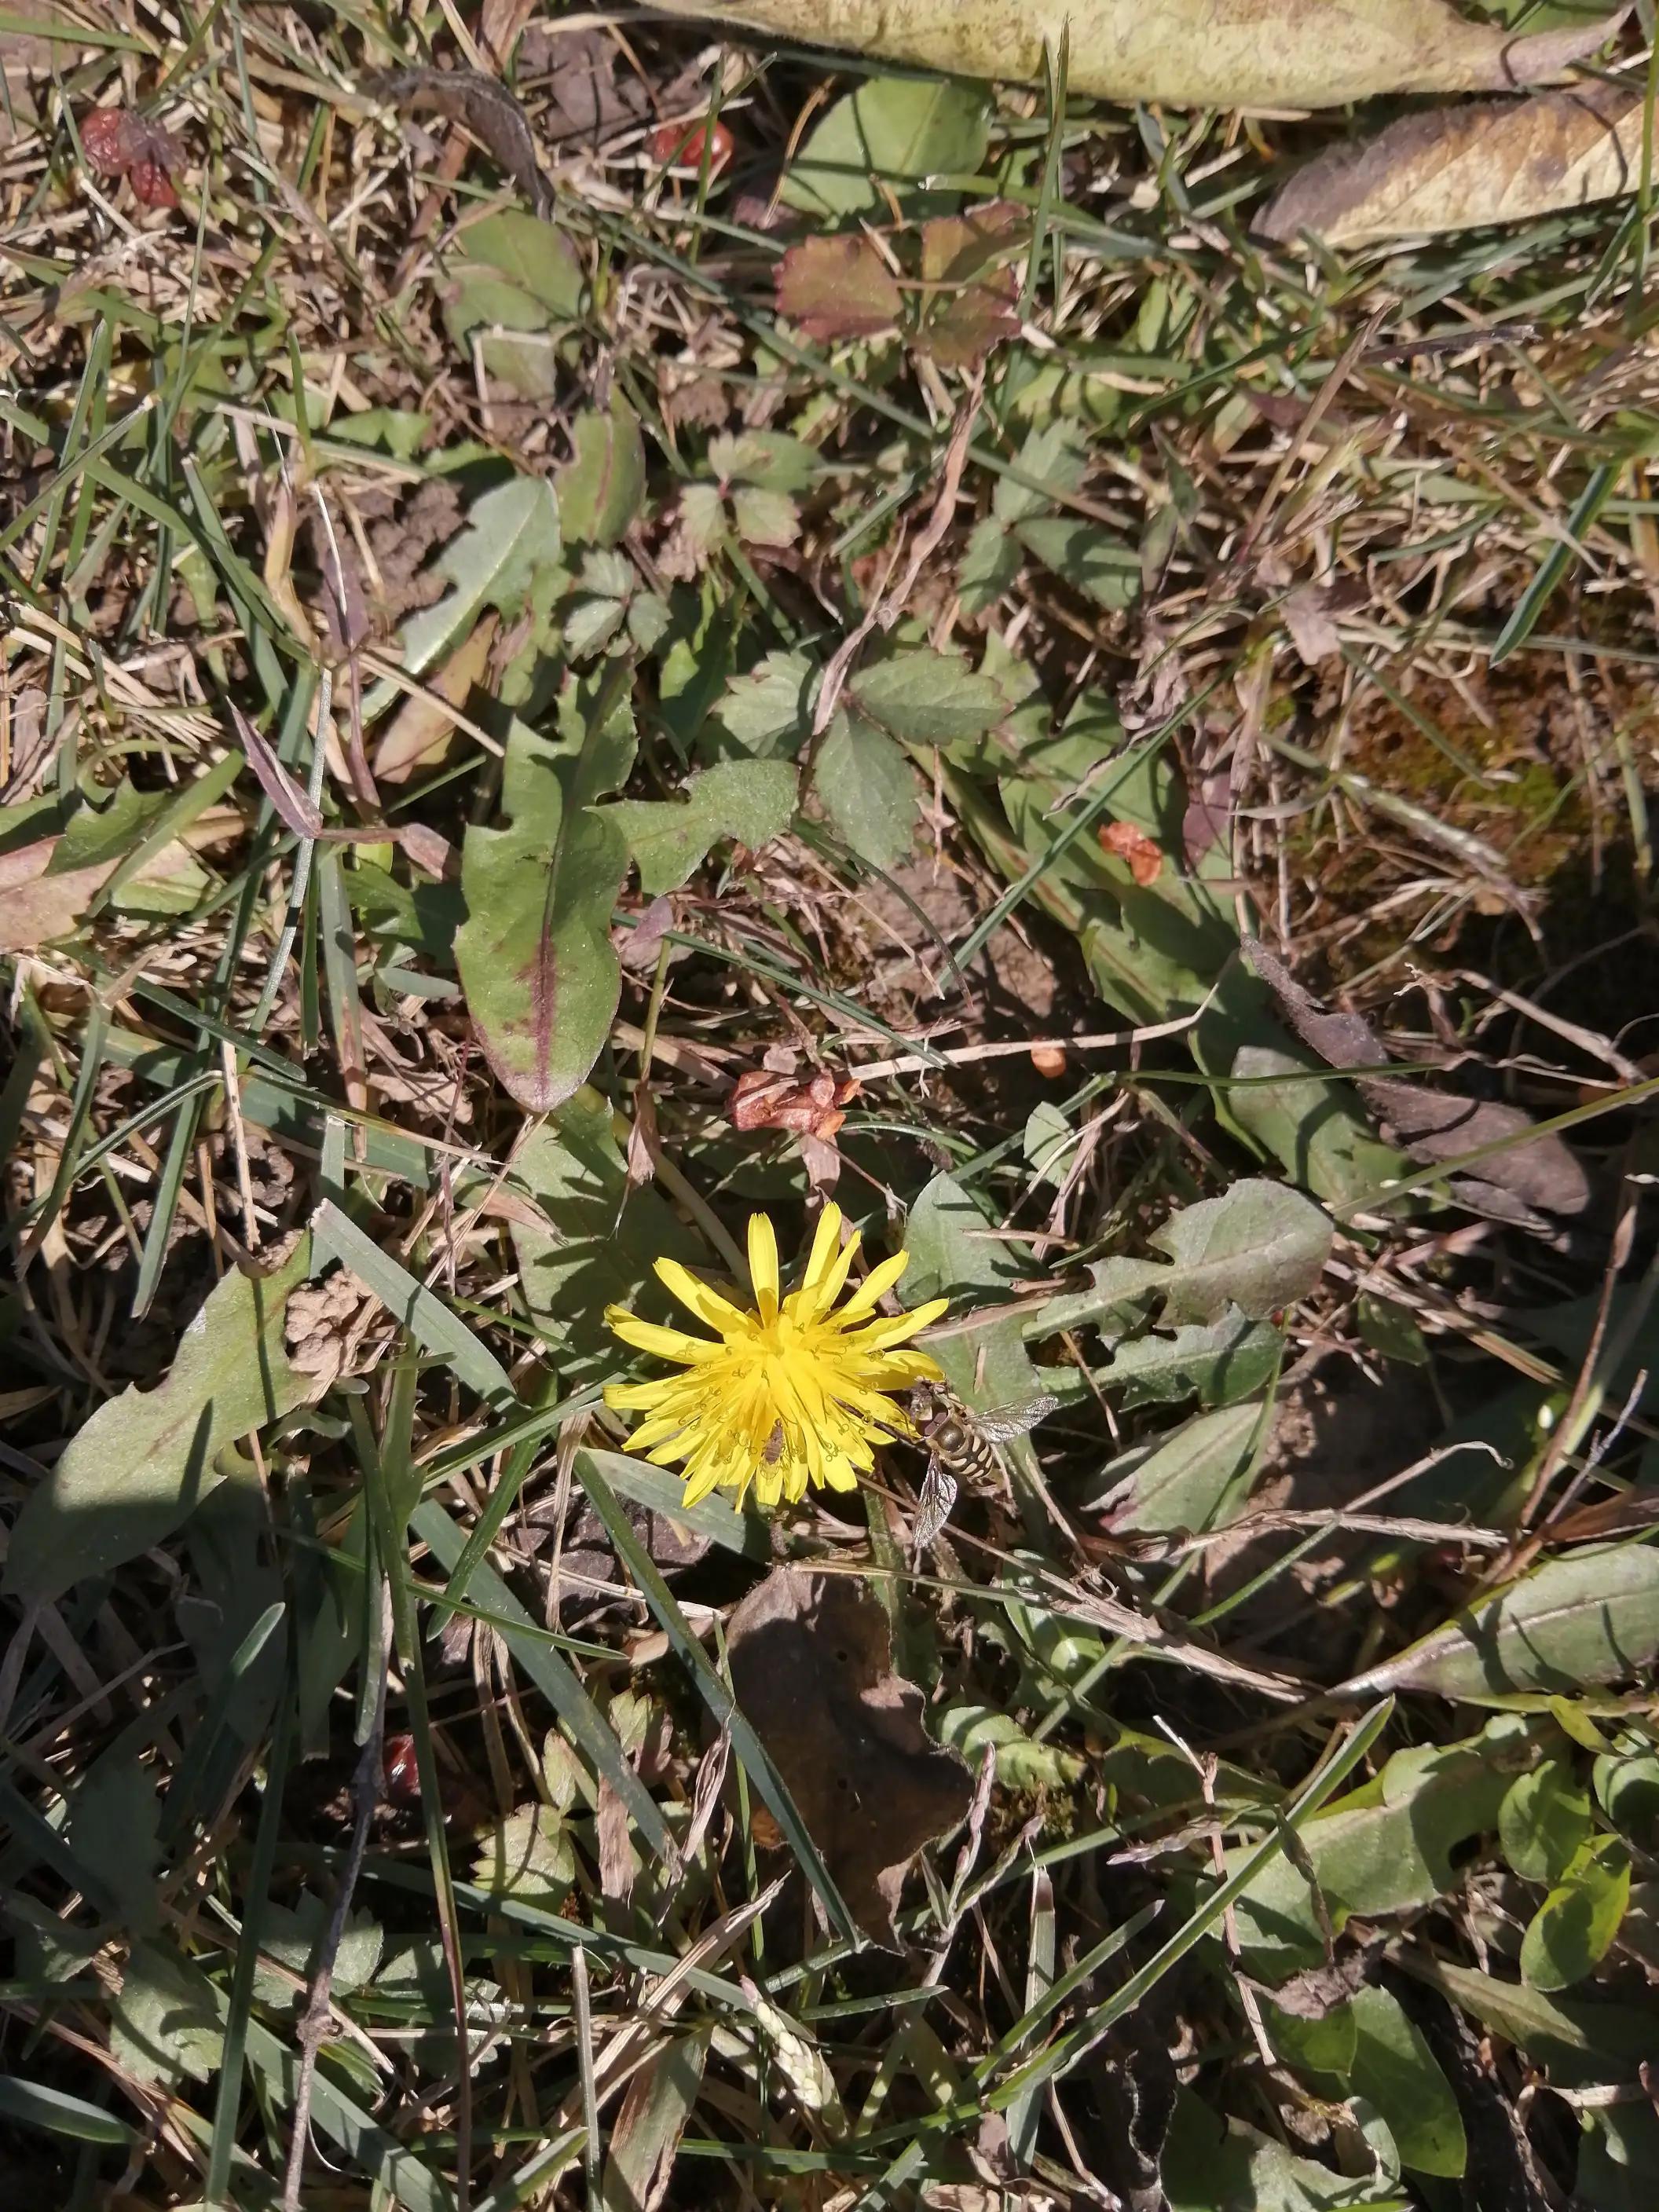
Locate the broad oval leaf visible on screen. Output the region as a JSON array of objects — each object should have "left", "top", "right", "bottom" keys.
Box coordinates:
[
  {"left": 3, "top": 1236, "right": 314, "bottom": 1606},
  {"left": 1339, "top": 1545, "right": 1659, "bottom": 1702},
  {"left": 1521, "top": 1836, "right": 1632, "bottom": 1992}
]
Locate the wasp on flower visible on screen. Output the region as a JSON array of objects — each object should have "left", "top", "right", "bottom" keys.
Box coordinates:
[{"left": 603, "top": 1204, "right": 948, "bottom": 1511}]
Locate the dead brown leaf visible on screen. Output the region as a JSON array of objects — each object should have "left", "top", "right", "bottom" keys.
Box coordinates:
[
  {"left": 1259, "top": 81, "right": 1648, "bottom": 247},
  {"left": 729, "top": 1067, "right": 860, "bottom": 1140},
  {"left": 0, "top": 841, "right": 113, "bottom": 953},
  {"left": 725, "top": 1568, "right": 974, "bottom": 1945},
  {"left": 775, "top": 235, "right": 903, "bottom": 343},
  {"left": 373, "top": 617, "right": 497, "bottom": 785},
  {"left": 1245, "top": 939, "right": 1594, "bottom": 1219},
  {"left": 1097, "top": 819, "right": 1164, "bottom": 887}
]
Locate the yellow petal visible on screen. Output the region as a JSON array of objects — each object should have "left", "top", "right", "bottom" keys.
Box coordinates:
[
  {"left": 682, "top": 1461, "right": 727, "bottom": 1507},
  {"left": 817, "top": 1456, "right": 859, "bottom": 1492},
  {"left": 843, "top": 1297, "right": 950, "bottom": 1349},
  {"left": 793, "top": 1203, "right": 848, "bottom": 1316},
  {"left": 606, "top": 1313, "right": 717, "bottom": 1363},
  {"left": 746, "top": 1211, "right": 781, "bottom": 1314},
  {"left": 604, "top": 1379, "right": 679, "bottom": 1411},
  {"left": 831, "top": 1249, "right": 911, "bottom": 1325},
  {"left": 654, "top": 1257, "right": 750, "bottom": 1336}
]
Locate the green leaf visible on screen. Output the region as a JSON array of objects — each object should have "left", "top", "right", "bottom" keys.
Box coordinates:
[
  {"left": 1224, "top": 1042, "right": 1406, "bottom": 1210},
  {"left": 848, "top": 648, "right": 1008, "bottom": 745},
  {"left": 1226, "top": 1721, "right": 1531, "bottom": 1978},
  {"left": 1342, "top": 1987, "right": 1467, "bottom": 2178},
  {"left": 1022, "top": 1100, "right": 1072, "bottom": 1186},
  {"left": 391, "top": 474, "right": 562, "bottom": 688},
  {"left": 993, "top": 423, "right": 1090, "bottom": 526},
  {"left": 314, "top": 1201, "right": 517, "bottom": 1410},
  {"left": 731, "top": 484, "right": 800, "bottom": 548},
  {"left": 1082, "top": 1400, "right": 1265, "bottom": 1533},
  {"left": 810, "top": 711, "right": 917, "bottom": 870},
  {"left": 456, "top": 211, "right": 584, "bottom": 314},
  {"left": 507, "top": 1089, "right": 709, "bottom": 1374},
  {"left": 1151, "top": 1179, "right": 1333, "bottom": 1325},
  {"left": 1339, "top": 1545, "right": 1659, "bottom": 1701},
  {"left": 958, "top": 516, "right": 1020, "bottom": 613},
  {"left": 715, "top": 650, "right": 817, "bottom": 757},
  {"left": 3, "top": 1236, "right": 313, "bottom": 1606},
  {"left": 111, "top": 1939, "right": 224, "bottom": 2087},
  {"left": 937, "top": 1704, "right": 1086, "bottom": 1790},
  {"left": 609, "top": 758, "right": 797, "bottom": 894},
  {"left": 1015, "top": 516, "right": 1142, "bottom": 610},
  {"left": 1415, "top": 1955, "right": 1656, "bottom": 2089},
  {"left": 252, "top": 1893, "right": 383, "bottom": 2011},
  {"left": 67, "top": 1757, "right": 160, "bottom": 1936},
  {"left": 1104, "top": 1308, "right": 1282, "bottom": 1409},
  {"left": 1162, "top": 2086, "right": 1399, "bottom": 2211},
  {"left": 556, "top": 399, "right": 646, "bottom": 547},
  {"left": 709, "top": 430, "right": 819, "bottom": 493},
  {"left": 1522, "top": 1836, "right": 1631, "bottom": 1990},
  {"left": 781, "top": 75, "right": 988, "bottom": 218},
  {"left": 1500, "top": 1758, "right": 1593, "bottom": 1884},
  {"left": 472, "top": 1804, "right": 577, "bottom": 1907},
  {"left": 583, "top": 1447, "right": 771, "bottom": 1562},
  {"left": 456, "top": 690, "right": 633, "bottom": 1112},
  {"left": 0, "top": 2076, "right": 137, "bottom": 2148}
]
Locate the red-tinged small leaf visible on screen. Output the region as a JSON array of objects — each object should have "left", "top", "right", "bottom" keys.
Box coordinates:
[
  {"left": 775, "top": 235, "right": 903, "bottom": 343},
  {"left": 79, "top": 105, "right": 180, "bottom": 188},
  {"left": 650, "top": 116, "right": 734, "bottom": 170},
  {"left": 917, "top": 200, "right": 1024, "bottom": 369},
  {"left": 128, "top": 158, "right": 179, "bottom": 210},
  {"left": 1098, "top": 818, "right": 1164, "bottom": 886}
]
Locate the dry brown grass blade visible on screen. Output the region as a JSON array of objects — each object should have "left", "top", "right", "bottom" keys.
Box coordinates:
[
  {"left": 1259, "top": 80, "right": 1653, "bottom": 245},
  {"left": 650, "top": 0, "right": 1624, "bottom": 110}
]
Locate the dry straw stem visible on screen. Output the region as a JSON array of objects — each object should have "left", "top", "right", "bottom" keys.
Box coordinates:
[
  {"left": 650, "top": 0, "right": 1624, "bottom": 111},
  {"left": 1261, "top": 81, "right": 1657, "bottom": 245}
]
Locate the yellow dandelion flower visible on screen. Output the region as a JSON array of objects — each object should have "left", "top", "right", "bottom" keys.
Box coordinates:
[{"left": 603, "top": 1203, "right": 947, "bottom": 1511}]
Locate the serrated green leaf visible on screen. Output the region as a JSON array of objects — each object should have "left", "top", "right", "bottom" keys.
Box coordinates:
[
  {"left": 3, "top": 1236, "right": 313, "bottom": 1606},
  {"left": 849, "top": 648, "right": 1008, "bottom": 745},
  {"left": 472, "top": 1804, "right": 577, "bottom": 1907},
  {"left": 252, "top": 1893, "right": 383, "bottom": 2011},
  {"left": 958, "top": 515, "right": 1020, "bottom": 613},
  {"left": 111, "top": 1939, "right": 224, "bottom": 2087},
  {"left": 1015, "top": 516, "right": 1142, "bottom": 610},
  {"left": 608, "top": 758, "right": 797, "bottom": 894},
  {"left": 1104, "top": 1307, "right": 1282, "bottom": 1409},
  {"left": 781, "top": 75, "right": 987, "bottom": 218},
  {"left": 993, "top": 422, "right": 1090, "bottom": 526},
  {"left": 810, "top": 711, "right": 917, "bottom": 870},
  {"left": 715, "top": 650, "right": 817, "bottom": 756},
  {"left": 731, "top": 484, "right": 799, "bottom": 548},
  {"left": 456, "top": 695, "right": 633, "bottom": 1112}
]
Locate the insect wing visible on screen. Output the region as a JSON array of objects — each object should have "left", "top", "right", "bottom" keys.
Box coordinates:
[
  {"left": 971, "top": 1391, "right": 1060, "bottom": 1445},
  {"left": 914, "top": 1459, "right": 958, "bottom": 1548}
]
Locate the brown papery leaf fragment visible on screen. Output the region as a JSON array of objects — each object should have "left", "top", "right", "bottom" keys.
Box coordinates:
[
  {"left": 729, "top": 1066, "right": 860, "bottom": 1139},
  {"left": 1259, "top": 81, "right": 1649, "bottom": 247},
  {"left": 725, "top": 1569, "right": 973, "bottom": 1945},
  {"left": 917, "top": 203, "right": 1024, "bottom": 370},
  {"left": 650, "top": 0, "right": 1624, "bottom": 112},
  {"left": 1097, "top": 819, "right": 1163, "bottom": 887}
]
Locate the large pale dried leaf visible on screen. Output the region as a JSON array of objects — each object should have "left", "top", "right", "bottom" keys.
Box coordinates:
[
  {"left": 0, "top": 840, "right": 114, "bottom": 951},
  {"left": 652, "top": 0, "right": 1622, "bottom": 111},
  {"left": 3, "top": 1236, "right": 315, "bottom": 1607},
  {"left": 1260, "top": 82, "right": 1648, "bottom": 247},
  {"left": 725, "top": 1569, "right": 973, "bottom": 1944}
]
